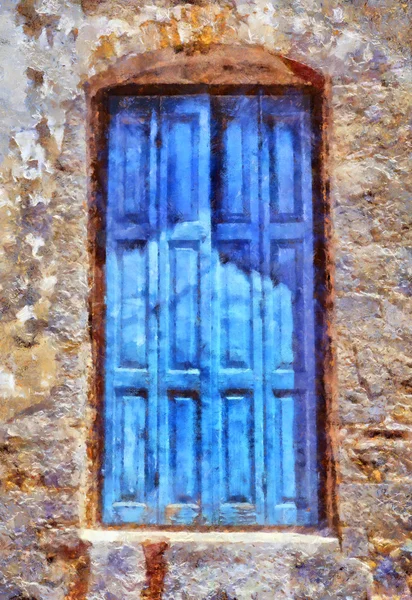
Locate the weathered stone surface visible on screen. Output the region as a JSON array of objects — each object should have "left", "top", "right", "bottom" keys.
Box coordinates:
[
  {"left": 339, "top": 483, "right": 412, "bottom": 538},
  {"left": 0, "top": 0, "right": 410, "bottom": 597},
  {"left": 87, "top": 542, "right": 146, "bottom": 600},
  {"left": 340, "top": 433, "right": 412, "bottom": 484},
  {"left": 162, "top": 539, "right": 372, "bottom": 600},
  {"left": 78, "top": 533, "right": 372, "bottom": 600},
  {"left": 341, "top": 527, "right": 370, "bottom": 559}
]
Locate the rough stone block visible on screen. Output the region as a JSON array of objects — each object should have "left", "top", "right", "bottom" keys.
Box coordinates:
[
  {"left": 88, "top": 542, "right": 146, "bottom": 600},
  {"left": 339, "top": 483, "right": 412, "bottom": 538}
]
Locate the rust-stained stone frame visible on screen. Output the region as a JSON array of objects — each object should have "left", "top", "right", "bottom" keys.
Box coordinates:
[{"left": 85, "top": 44, "right": 337, "bottom": 533}]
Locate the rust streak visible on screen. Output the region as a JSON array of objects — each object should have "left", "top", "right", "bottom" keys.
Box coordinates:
[{"left": 141, "top": 542, "right": 169, "bottom": 600}]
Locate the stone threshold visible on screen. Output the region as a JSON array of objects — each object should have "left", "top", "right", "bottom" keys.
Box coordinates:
[{"left": 80, "top": 529, "right": 340, "bottom": 552}]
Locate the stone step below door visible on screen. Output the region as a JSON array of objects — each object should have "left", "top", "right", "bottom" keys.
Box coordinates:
[{"left": 82, "top": 531, "right": 372, "bottom": 600}]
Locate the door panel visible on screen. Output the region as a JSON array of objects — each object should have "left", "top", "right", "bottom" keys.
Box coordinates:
[
  {"left": 166, "top": 116, "right": 200, "bottom": 223},
  {"left": 119, "top": 242, "right": 148, "bottom": 369},
  {"left": 120, "top": 394, "right": 147, "bottom": 502},
  {"left": 169, "top": 242, "right": 200, "bottom": 370},
  {"left": 122, "top": 122, "right": 151, "bottom": 222},
  {"left": 224, "top": 394, "right": 254, "bottom": 502},
  {"left": 218, "top": 242, "right": 253, "bottom": 370},
  {"left": 166, "top": 395, "right": 201, "bottom": 524}
]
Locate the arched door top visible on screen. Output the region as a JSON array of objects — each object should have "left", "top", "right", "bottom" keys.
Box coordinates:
[{"left": 86, "top": 44, "right": 324, "bottom": 98}]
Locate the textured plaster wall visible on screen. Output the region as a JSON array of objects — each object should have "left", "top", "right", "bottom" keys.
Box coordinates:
[{"left": 0, "top": 0, "right": 410, "bottom": 598}]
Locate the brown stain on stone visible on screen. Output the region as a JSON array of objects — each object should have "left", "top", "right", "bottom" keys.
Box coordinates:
[
  {"left": 158, "top": 18, "right": 181, "bottom": 50},
  {"left": 64, "top": 551, "right": 91, "bottom": 600},
  {"left": 140, "top": 542, "right": 169, "bottom": 600},
  {"left": 48, "top": 541, "right": 92, "bottom": 600},
  {"left": 92, "top": 33, "right": 118, "bottom": 64},
  {"left": 16, "top": 0, "right": 59, "bottom": 42},
  {"left": 36, "top": 118, "right": 60, "bottom": 164}
]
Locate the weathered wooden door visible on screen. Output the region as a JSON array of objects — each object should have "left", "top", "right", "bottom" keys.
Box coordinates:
[{"left": 103, "top": 93, "right": 318, "bottom": 526}]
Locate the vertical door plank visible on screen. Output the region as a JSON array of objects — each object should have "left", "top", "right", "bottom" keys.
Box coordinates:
[
  {"left": 261, "top": 95, "right": 317, "bottom": 525},
  {"left": 103, "top": 97, "right": 159, "bottom": 524},
  {"left": 213, "top": 96, "right": 264, "bottom": 525},
  {"left": 158, "top": 96, "right": 211, "bottom": 525}
]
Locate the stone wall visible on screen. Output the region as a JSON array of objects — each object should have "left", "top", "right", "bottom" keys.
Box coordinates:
[{"left": 0, "top": 0, "right": 410, "bottom": 598}]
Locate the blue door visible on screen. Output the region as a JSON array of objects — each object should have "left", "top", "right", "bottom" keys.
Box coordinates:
[{"left": 103, "top": 93, "right": 318, "bottom": 525}]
